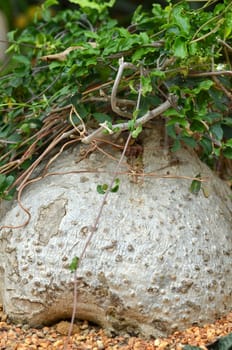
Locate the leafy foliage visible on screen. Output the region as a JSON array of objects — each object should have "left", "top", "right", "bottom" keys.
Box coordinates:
[
  {"left": 183, "top": 332, "right": 232, "bottom": 350},
  {"left": 207, "top": 333, "right": 232, "bottom": 350},
  {"left": 0, "top": 0, "right": 232, "bottom": 199}
]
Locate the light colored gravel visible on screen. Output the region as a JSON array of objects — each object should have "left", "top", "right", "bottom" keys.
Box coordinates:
[{"left": 0, "top": 309, "right": 231, "bottom": 349}]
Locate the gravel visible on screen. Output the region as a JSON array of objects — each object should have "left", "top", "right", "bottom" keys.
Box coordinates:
[{"left": 0, "top": 307, "right": 231, "bottom": 350}]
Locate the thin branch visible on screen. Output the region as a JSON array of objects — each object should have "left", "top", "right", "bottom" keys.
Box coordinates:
[
  {"left": 111, "top": 57, "right": 136, "bottom": 118},
  {"left": 82, "top": 95, "right": 177, "bottom": 144},
  {"left": 190, "top": 19, "right": 223, "bottom": 43},
  {"left": 188, "top": 70, "right": 232, "bottom": 77},
  {"left": 217, "top": 38, "right": 232, "bottom": 52},
  {"left": 212, "top": 76, "right": 232, "bottom": 100},
  {"left": 83, "top": 96, "right": 136, "bottom": 108}
]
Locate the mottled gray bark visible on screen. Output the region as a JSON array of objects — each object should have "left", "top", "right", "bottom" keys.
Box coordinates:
[{"left": 0, "top": 128, "right": 231, "bottom": 338}]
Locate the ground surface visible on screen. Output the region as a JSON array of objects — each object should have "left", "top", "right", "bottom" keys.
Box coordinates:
[{"left": 0, "top": 310, "right": 231, "bottom": 350}]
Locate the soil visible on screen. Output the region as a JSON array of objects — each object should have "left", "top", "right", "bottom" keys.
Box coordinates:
[{"left": 0, "top": 311, "right": 231, "bottom": 350}]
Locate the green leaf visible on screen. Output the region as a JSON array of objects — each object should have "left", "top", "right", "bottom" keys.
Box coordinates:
[
  {"left": 167, "top": 125, "right": 177, "bottom": 139},
  {"left": 7, "top": 30, "right": 17, "bottom": 43},
  {"left": 164, "top": 108, "right": 183, "bottom": 118},
  {"left": 128, "top": 120, "right": 136, "bottom": 132},
  {"left": 171, "top": 139, "right": 181, "bottom": 151},
  {"left": 43, "top": 0, "right": 59, "bottom": 8},
  {"left": 0, "top": 175, "right": 15, "bottom": 195},
  {"left": 97, "top": 179, "right": 120, "bottom": 194},
  {"left": 223, "top": 148, "right": 232, "bottom": 159},
  {"left": 20, "top": 159, "right": 34, "bottom": 170},
  {"left": 204, "top": 112, "right": 222, "bottom": 123},
  {"left": 183, "top": 346, "right": 202, "bottom": 350},
  {"left": 200, "top": 137, "right": 213, "bottom": 155},
  {"left": 97, "top": 183, "right": 108, "bottom": 194},
  {"left": 93, "top": 113, "right": 112, "bottom": 123},
  {"left": 0, "top": 174, "right": 6, "bottom": 188},
  {"left": 194, "top": 80, "right": 214, "bottom": 94},
  {"left": 49, "top": 61, "right": 64, "bottom": 70},
  {"left": 5, "top": 175, "right": 15, "bottom": 187},
  {"left": 151, "top": 70, "right": 165, "bottom": 78},
  {"left": 132, "top": 125, "right": 143, "bottom": 138},
  {"left": 172, "top": 5, "right": 190, "bottom": 35},
  {"left": 141, "top": 76, "right": 152, "bottom": 96},
  {"left": 210, "top": 123, "right": 223, "bottom": 141},
  {"left": 12, "top": 55, "right": 31, "bottom": 66},
  {"left": 181, "top": 136, "right": 196, "bottom": 148},
  {"left": 167, "top": 117, "right": 188, "bottom": 128},
  {"left": 189, "top": 174, "right": 201, "bottom": 195},
  {"left": 207, "top": 333, "right": 232, "bottom": 350},
  {"left": 224, "top": 138, "right": 232, "bottom": 148},
  {"left": 173, "top": 37, "right": 188, "bottom": 58},
  {"left": 224, "top": 12, "right": 232, "bottom": 39},
  {"left": 188, "top": 42, "right": 198, "bottom": 55},
  {"left": 110, "top": 178, "right": 120, "bottom": 193},
  {"left": 69, "top": 256, "right": 79, "bottom": 272},
  {"left": 68, "top": 0, "right": 116, "bottom": 13}
]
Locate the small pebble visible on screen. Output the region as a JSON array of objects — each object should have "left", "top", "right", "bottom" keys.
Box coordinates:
[
  {"left": 97, "top": 339, "right": 105, "bottom": 349},
  {"left": 0, "top": 312, "right": 231, "bottom": 349},
  {"left": 80, "top": 321, "right": 89, "bottom": 330}
]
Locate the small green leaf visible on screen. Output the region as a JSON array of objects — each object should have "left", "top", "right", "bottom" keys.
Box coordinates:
[
  {"left": 171, "top": 139, "right": 181, "bottom": 152},
  {"left": 151, "top": 70, "right": 165, "bottom": 78},
  {"left": 194, "top": 80, "right": 214, "bottom": 94},
  {"left": 223, "top": 148, "right": 232, "bottom": 159},
  {"left": 69, "top": 256, "right": 79, "bottom": 272},
  {"left": 132, "top": 125, "right": 143, "bottom": 138},
  {"left": 97, "top": 179, "right": 120, "bottom": 194},
  {"left": 210, "top": 123, "right": 223, "bottom": 141},
  {"left": 164, "top": 108, "right": 181, "bottom": 117},
  {"left": 224, "top": 12, "right": 232, "bottom": 38},
  {"left": 97, "top": 183, "right": 108, "bottom": 194},
  {"left": 43, "top": 0, "right": 59, "bottom": 8},
  {"left": 189, "top": 174, "right": 201, "bottom": 195},
  {"left": 181, "top": 136, "right": 197, "bottom": 148},
  {"left": 0, "top": 175, "right": 15, "bottom": 194},
  {"left": 49, "top": 61, "right": 63, "bottom": 70},
  {"left": 0, "top": 174, "right": 6, "bottom": 188},
  {"left": 141, "top": 76, "right": 152, "bottom": 96},
  {"left": 225, "top": 139, "right": 232, "bottom": 147},
  {"left": 200, "top": 137, "right": 213, "bottom": 155},
  {"left": 93, "top": 113, "right": 112, "bottom": 123},
  {"left": 132, "top": 47, "right": 155, "bottom": 62},
  {"left": 128, "top": 120, "right": 136, "bottom": 132},
  {"left": 167, "top": 125, "right": 177, "bottom": 139},
  {"left": 173, "top": 37, "right": 188, "bottom": 58},
  {"left": 110, "top": 178, "right": 120, "bottom": 193},
  {"left": 172, "top": 5, "right": 190, "bottom": 35},
  {"left": 12, "top": 55, "right": 31, "bottom": 66},
  {"left": 188, "top": 42, "right": 198, "bottom": 55},
  {"left": 68, "top": 0, "right": 115, "bottom": 13},
  {"left": 207, "top": 333, "right": 232, "bottom": 350}
]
